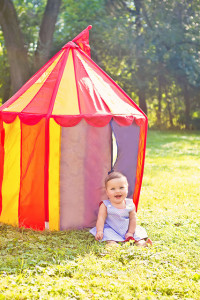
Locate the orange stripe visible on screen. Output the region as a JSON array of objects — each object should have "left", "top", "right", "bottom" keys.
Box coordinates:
[{"left": 19, "top": 119, "right": 45, "bottom": 230}]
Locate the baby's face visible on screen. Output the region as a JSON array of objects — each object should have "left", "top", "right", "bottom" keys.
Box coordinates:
[{"left": 106, "top": 177, "right": 128, "bottom": 206}]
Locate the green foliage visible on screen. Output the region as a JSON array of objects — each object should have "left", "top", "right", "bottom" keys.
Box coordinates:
[
  {"left": 0, "top": 0, "right": 200, "bottom": 127},
  {"left": 0, "top": 131, "right": 200, "bottom": 299}
]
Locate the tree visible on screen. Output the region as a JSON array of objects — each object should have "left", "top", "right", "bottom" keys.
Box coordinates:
[{"left": 0, "top": 0, "right": 61, "bottom": 98}]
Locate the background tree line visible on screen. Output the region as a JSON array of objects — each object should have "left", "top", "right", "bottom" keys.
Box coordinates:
[{"left": 0, "top": 0, "right": 199, "bottom": 129}]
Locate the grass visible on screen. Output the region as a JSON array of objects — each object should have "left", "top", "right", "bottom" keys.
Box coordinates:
[{"left": 0, "top": 130, "right": 200, "bottom": 299}]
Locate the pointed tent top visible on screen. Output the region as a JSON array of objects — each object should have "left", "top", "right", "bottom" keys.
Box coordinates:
[
  {"left": 73, "top": 25, "right": 92, "bottom": 57},
  {"left": 62, "top": 25, "right": 92, "bottom": 57}
]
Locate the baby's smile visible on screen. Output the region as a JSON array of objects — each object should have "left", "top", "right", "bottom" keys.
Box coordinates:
[{"left": 115, "top": 195, "right": 122, "bottom": 199}]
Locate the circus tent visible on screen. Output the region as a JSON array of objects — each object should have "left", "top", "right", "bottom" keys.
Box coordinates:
[{"left": 0, "top": 26, "right": 147, "bottom": 231}]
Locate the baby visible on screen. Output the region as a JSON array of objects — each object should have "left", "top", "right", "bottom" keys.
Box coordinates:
[{"left": 90, "top": 172, "right": 152, "bottom": 246}]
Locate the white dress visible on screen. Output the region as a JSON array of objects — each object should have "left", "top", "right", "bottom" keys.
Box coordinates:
[{"left": 90, "top": 199, "right": 148, "bottom": 242}]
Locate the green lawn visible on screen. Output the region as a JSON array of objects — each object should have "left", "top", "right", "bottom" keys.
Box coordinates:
[{"left": 0, "top": 130, "right": 200, "bottom": 299}]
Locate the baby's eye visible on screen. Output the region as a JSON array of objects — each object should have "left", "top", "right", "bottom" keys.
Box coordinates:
[
  {"left": 120, "top": 187, "right": 124, "bottom": 189},
  {"left": 111, "top": 188, "right": 115, "bottom": 190}
]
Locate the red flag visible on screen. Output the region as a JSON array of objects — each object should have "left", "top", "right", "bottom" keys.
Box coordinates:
[{"left": 73, "top": 25, "right": 92, "bottom": 57}]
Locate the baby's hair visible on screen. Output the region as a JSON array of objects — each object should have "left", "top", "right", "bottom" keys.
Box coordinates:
[{"left": 105, "top": 171, "right": 128, "bottom": 187}]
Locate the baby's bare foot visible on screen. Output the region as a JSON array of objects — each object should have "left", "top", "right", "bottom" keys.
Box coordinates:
[
  {"left": 135, "top": 240, "right": 148, "bottom": 247},
  {"left": 135, "top": 238, "right": 153, "bottom": 247},
  {"left": 106, "top": 241, "right": 119, "bottom": 247}
]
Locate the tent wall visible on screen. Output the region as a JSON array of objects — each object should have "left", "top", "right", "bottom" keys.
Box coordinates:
[
  {"left": 59, "top": 120, "right": 111, "bottom": 230},
  {"left": 111, "top": 120, "right": 140, "bottom": 200},
  {"left": 0, "top": 117, "right": 146, "bottom": 230},
  {"left": 0, "top": 117, "right": 46, "bottom": 230}
]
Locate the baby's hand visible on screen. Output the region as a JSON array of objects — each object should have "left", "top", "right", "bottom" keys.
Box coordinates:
[
  {"left": 125, "top": 232, "right": 134, "bottom": 239},
  {"left": 95, "top": 231, "right": 103, "bottom": 241}
]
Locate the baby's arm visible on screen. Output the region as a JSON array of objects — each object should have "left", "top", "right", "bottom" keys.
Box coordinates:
[
  {"left": 95, "top": 203, "right": 107, "bottom": 241},
  {"left": 125, "top": 205, "right": 136, "bottom": 239}
]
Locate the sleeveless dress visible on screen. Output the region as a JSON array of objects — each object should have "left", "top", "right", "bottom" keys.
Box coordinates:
[{"left": 90, "top": 199, "right": 148, "bottom": 242}]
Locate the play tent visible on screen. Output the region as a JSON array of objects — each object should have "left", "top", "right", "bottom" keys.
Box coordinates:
[{"left": 0, "top": 26, "right": 147, "bottom": 231}]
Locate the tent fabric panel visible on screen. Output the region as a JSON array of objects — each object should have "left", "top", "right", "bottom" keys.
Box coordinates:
[
  {"left": 0, "top": 120, "right": 5, "bottom": 215},
  {"left": 59, "top": 120, "right": 111, "bottom": 230},
  {"left": 19, "top": 119, "right": 46, "bottom": 230},
  {"left": 73, "top": 51, "right": 111, "bottom": 115},
  {"left": 111, "top": 120, "right": 140, "bottom": 205},
  {"left": 132, "top": 121, "right": 147, "bottom": 210},
  {"left": 22, "top": 52, "right": 67, "bottom": 114},
  {"left": 83, "top": 123, "right": 112, "bottom": 227},
  {"left": 49, "top": 119, "right": 61, "bottom": 230},
  {"left": 52, "top": 50, "right": 80, "bottom": 115},
  {"left": 59, "top": 121, "right": 87, "bottom": 229},
  {"left": 3, "top": 52, "right": 64, "bottom": 113},
  {"left": 0, "top": 50, "right": 64, "bottom": 112},
  {"left": 76, "top": 51, "right": 144, "bottom": 118},
  {"left": 0, "top": 118, "right": 21, "bottom": 226}
]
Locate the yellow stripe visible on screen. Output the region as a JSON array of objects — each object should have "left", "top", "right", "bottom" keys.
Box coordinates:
[
  {"left": 3, "top": 52, "right": 64, "bottom": 112},
  {"left": 0, "top": 117, "right": 21, "bottom": 226},
  {"left": 49, "top": 119, "right": 61, "bottom": 230},
  {"left": 52, "top": 50, "right": 79, "bottom": 115}
]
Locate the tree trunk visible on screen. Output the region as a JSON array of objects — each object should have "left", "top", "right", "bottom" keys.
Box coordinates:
[
  {"left": 157, "top": 74, "right": 162, "bottom": 126},
  {"left": 138, "top": 90, "right": 147, "bottom": 115},
  {"left": 164, "top": 89, "right": 174, "bottom": 128},
  {"left": 2, "top": 75, "right": 11, "bottom": 104},
  {"left": 134, "top": 0, "right": 148, "bottom": 116},
  {"left": 183, "top": 83, "right": 190, "bottom": 129},
  {"left": 167, "top": 100, "right": 174, "bottom": 128},
  {"left": 0, "top": 0, "right": 30, "bottom": 94},
  {"left": 34, "top": 0, "right": 62, "bottom": 72}
]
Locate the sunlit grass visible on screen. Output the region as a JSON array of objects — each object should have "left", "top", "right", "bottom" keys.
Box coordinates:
[{"left": 0, "top": 130, "right": 200, "bottom": 299}]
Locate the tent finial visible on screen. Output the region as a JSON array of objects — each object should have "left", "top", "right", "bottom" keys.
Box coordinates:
[{"left": 72, "top": 25, "right": 92, "bottom": 57}]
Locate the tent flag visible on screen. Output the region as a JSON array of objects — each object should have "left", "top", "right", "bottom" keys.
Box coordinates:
[{"left": 72, "top": 25, "right": 92, "bottom": 57}]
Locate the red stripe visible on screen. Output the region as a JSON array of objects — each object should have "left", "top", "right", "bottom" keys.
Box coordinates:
[
  {"left": 0, "top": 50, "right": 64, "bottom": 112},
  {"left": 73, "top": 50, "right": 111, "bottom": 115},
  {"left": 44, "top": 49, "right": 70, "bottom": 223},
  {"left": 22, "top": 52, "right": 66, "bottom": 114},
  {"left": 133, "top": 120, "right": 148, "bottom": 211},
  {"left": 72, "top": 50, "right": 81, "bottom": 114},
  {"left": 78, "top": 49, "right": 147, "bottom": 120},
  {"left": 19, "top": 120, "right": 46, "bottom": 230},
  {"left": 44, "top": 118, "right": 49, "bottom": 222}
]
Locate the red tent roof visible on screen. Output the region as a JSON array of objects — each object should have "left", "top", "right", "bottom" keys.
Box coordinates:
[{"left": 0, "top": 26, "right": 147, "bottom": 127}]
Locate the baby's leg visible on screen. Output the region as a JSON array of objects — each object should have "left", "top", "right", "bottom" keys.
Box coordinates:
[{"left": 135, "top": 238, "right": 152, "bottom": 247}]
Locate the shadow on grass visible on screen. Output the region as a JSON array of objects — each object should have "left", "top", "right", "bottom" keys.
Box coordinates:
[{"left": 0, "top": 223, "right": 103, "bottom": 275}]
